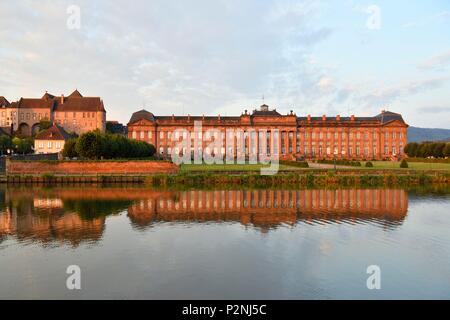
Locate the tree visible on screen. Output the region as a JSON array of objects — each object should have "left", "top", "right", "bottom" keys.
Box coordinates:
[
  {"left": 39, "top": 119, "right": 52, "bottom": 131},
  {"left": 75, "top": 130, "right": 105, "bottom": 159},
  {"left": 12, "top": 137, "right": 33, "bottom": 154},
  {"left": 0, "top": 135, "right": 12, "bottom": 155},
  {"left": 404, "top": 142, "right": 418, "bottom": 157},
  {"left": 444, "top": 143, "right": 450, "bottom": 158},
  {"left": 400, "top": 159, "right": 408, "bottom": 168},
  {"left": 62, "top": 138, "right": 79, "bottom": 158},
  {"left": 432, "top": 142, "right": 446, "bottom": 158}
]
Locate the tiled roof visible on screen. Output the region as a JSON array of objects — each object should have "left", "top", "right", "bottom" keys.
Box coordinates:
[
  {"left": 41, "top": 92, "right": 55, "bottom": 100},
  {"left": 2, "top": 90, "right": 105, "bottom": 112},
  {"left": 17, "top": 98, "right": 54, "bottom": 109},
  {"left": 128, "top": 109, "right": 155, "bottom": 124},
  {"left": 54, "top": 97, "right": 105, "bottom": 112},
  {"left": 252, "top": 109, "right": 282, "bottom": 116},
  {"left": 68, "top": 89, "right": 83, "bottom": 98},
  {"left": 374, "top": 111, "right": 405, "bottom": 124},
  {"left": 35, "top": 124, "right": 72, "bottom": 141},
  {"left": 0, "top": 96, "right": 10, "bottom": 107}
]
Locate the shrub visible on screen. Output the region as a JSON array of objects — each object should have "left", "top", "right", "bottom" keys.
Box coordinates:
[
  {"left": 400, "top": 159, "right": 409, "bottom": 168},
  {"left": 280, "top": 160, "right": 309, "bottom": 168},
  {"left": 0, "top": 135, "right": 12, "bottom": 155},
  {"left": 73, "top": 130, "right": 156, "bottom": 160},
  {"left": 365, "top": 161, "right": 373, "bottom": 167},
  {"left": 62, "top": 138, "right": 78, "bottom": 158}
]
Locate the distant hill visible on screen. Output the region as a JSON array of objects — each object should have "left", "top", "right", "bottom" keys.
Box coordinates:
[{"left": 408, "top": 127, "right": 450, "bottom": 143}]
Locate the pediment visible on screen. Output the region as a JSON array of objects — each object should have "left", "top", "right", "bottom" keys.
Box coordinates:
[{"left": 382, "top": 119, "right": 407, "bottom": 127}]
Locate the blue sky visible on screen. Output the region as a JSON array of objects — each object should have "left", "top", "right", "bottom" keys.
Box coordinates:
[{"left": 0, "top": 0, "right": 449, "bottom": 128}]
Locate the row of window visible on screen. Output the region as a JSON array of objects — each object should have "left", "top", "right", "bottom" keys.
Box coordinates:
[
  {"left": 55, "top": 112, "right": 97, "bottom": 119},
  {"left": 132, "top": 129, "right": 405, "bottom": 142},
  {"left": 37, "top": 141, "right": 62, "bottom": 149},
  {"left": 1, "top": 111, "right": 50, "bottom": 121},
  {"left": 301, "top": 131, "right": 404, "bottom": 140},
  {"left": 301, "top": 145, "right": 403, "bottom": 156},
  {"left": 54, "top": 119, "right": 96, "bottom": 127}
]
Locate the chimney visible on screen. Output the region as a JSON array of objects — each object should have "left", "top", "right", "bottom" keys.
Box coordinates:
[
  {"left": 351, "top": 115, "right": 355, "bottom": 121},
  {"left": 290, "top": 110, "right": 293, "bottom": 115},
  {"left": 218, "top": 114, "right": 221, "bottom": 121},
  {"left": 322, "top": 114, "right": 326, "bottom": 121},
  {"left": 336, "top": 115, "right": 341, "bottom": 121},
  {"left": 307, "top": 114, "right": 311, "bottom": 122},
  {"left": 60, "top": 94, "right": 64, "bottom": 104},
  {"left": 381, "top": 109, "right": 386, "bottom": 113}
]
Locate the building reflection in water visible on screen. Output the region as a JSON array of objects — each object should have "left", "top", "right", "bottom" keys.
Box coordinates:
[{"left": 0, "top": 188, "right": 408, "bottom": 246}]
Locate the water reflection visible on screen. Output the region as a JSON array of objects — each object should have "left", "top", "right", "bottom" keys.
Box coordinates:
[{"left": 0, "top": 187, "right": 408, "bottom": 246}]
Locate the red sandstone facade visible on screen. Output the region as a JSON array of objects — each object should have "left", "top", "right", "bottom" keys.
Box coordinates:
[{"left": 127, "top": 105, "right": 408, "bottom": 160}]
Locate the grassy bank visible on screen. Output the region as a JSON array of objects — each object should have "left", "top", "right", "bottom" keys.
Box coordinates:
[
  {"left": 146, "top": 171, "right": 450, "bottom": 188},
  {"left": 360, "top": 161, "right": 450, "bottom": 170}
]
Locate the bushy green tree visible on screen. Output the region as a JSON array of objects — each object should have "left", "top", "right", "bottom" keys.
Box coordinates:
[
  {"left": 0, "top": 135, "right": 12, "bottom": 155},
  {"left": 39, "top": 119, "right": 52, "bottom": 131},
  {"left": 407, "top": 142, "right": 449, "bottom": 158},
  {"left": 444, "top": 143, "right": 450, "bottom": 157},
  {"left": 75, "top": 130, "right": 105, "bottom": 159},
  {"left": 73, "top": 130, "right": 155, "bottom": 159},
  {"left": 404, "top": 142, "right": 418, "bottom": 157},
  {"left": 62, "top": 138, "right": 79, "bottom": 158},
  {"left": 432, "top": 143, "right": 446, "bottom": 158},
  {"left": 12, "top": 137, "right": 33, "bottom": 154}
]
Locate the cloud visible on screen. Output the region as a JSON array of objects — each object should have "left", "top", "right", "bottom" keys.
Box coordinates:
[
  {"left": 418, "top": 49, "right": 450, "bottom": 71},
  {"left": 402, "top": 10, "right": 450, "bottom": 28},
  {"left": 356, "top": 77, "right": 449, "bottom": 110},
  {"left": 0, "top": 0, "right": 335, "bottom": 121},
  {"left": 416, "top": 106, "right": 450, "bottom": 113}
]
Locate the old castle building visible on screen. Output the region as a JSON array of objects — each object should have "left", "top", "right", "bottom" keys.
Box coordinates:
[
  {"left": 0, "top": 90, "right": 106, "bottom": 136},
  {"left": 127, "top": 105, "right": 408, "bottom": 160}
]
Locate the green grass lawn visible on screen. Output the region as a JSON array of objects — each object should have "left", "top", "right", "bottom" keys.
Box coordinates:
[
  {"left": 180, "top": 163, "right": 302, "bottom": 172},
  {"left": 361, "top": 161, "right": 450, "bottom": 170}
]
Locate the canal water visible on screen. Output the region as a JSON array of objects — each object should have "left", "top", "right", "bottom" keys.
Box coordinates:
[{"left": 0, "top": 185, "right": 449, "bottom": 299}]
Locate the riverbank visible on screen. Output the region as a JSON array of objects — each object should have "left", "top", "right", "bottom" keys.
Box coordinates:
[{"left": 3, "top": 169, "right": 449, "bottom": 187}]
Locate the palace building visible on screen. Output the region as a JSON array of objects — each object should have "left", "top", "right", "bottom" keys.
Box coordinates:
[
  {"left": 0, "top": 90, "right": 106, "bottom": 136},
  {"left": 127, "top": 104, "right": 408, "bottom": 161}
]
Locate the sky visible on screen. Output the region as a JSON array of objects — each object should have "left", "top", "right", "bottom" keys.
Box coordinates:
[{"left": 0, "top": 0, "right": 449, "bottom": 128}]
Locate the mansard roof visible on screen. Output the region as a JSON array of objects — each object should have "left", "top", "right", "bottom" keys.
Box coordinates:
[
  {"left": 252, "top": 104, "right": 282, "bottom": 116},
  {"left": 374, "top": 111, "right": 406, "bottom": 124},
  {"left": 128, "top": 109, "right": 155, "bottom": 124}
]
